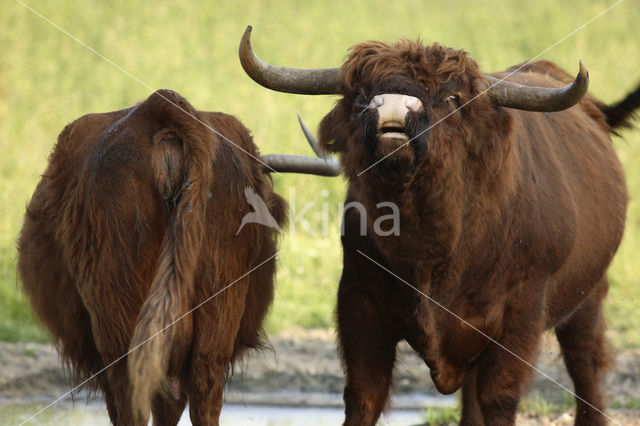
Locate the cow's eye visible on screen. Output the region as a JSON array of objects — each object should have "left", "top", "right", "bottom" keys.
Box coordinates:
[
  {"left": 353, "top": 90, "right": 371, "bottom": 116},
  {"left": 448, "top": 94, "right": 461, "bottom": 108}
]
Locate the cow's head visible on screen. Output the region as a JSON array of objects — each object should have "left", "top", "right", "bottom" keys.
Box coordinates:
[
  {"left": 318, "top": 40, "right": 490, "bottom": 176},
  {"left": 239, "top": 26, "right": 588, "bottom": 182}
]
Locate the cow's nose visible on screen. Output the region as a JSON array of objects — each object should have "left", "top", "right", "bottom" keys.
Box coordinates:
[{"left": 369, "top": 94, "right": 423, "bottom": 128}]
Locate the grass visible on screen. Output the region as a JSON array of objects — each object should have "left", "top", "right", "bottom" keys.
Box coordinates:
[
  {"left": 422, "top": 403, "right": 461, "bottom": 425},
  {"left": 518, "top": 392, "right": 572, "bottom": 417},
  {"left": 1, "top": 0, "right": 639, "bottom": 347},
  {"left": 611, "top": 397, "right": 640, "bottom": 410},
  {"left": 421, "top": 392, "right": 637, "bottom": 423}
]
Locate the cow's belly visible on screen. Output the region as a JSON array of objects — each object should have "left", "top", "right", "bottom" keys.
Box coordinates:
[{"left": 544, "top": 212, "right": 625, "bottom": 327}]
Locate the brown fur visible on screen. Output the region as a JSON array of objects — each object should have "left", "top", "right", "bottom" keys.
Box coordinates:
[
  {"left": 318, "top": 40, "right": 634, "bottom": 425},
  {"left": 17, "top": 89, "right": 287, "bottom": 426}
]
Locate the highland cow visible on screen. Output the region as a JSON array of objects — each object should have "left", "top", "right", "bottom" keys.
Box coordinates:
[
  {"left": 17, "top": 89, "right": 335, "bottom": 425},
  {"left": 240, "top": 26, "right": 640, "bottom": 425}
]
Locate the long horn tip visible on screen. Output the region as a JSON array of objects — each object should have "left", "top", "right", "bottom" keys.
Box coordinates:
[
  {"left": 239, "top": 26, "right": 256, "bottom": 71},
  {"left": 241, "top": 26, "right": 253, "bottom": 45},
  {"left": 576, "top": 61, "right": 589, "bottom": 97},
  {"left": 297, "top": 111, "right": 324, "bottom": 157},
  {"left": 578, "top": 60, "right": 589, "bottom": 81}
]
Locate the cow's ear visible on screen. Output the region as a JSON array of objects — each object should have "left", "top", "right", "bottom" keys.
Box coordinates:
[{"left": 318, "top": 103, "right": 349, "bottom": 153}]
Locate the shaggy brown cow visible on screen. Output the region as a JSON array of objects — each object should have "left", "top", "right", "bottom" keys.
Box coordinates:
[
  {"left": 17, "top": 89, "right": 336, "bottom": 425},
  {"left": 240, "top": 26, "right": 640, "bottom": 425}
]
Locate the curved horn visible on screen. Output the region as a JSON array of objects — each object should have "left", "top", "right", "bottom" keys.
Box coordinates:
[
  {"left": 239, "top": 25, "right": 340, "bottom": 95},
  {"left": 485, "top": 61, "right": 589, "bottom": 112},
  {"left": 260, "top": 113, "right": 341, "bottom": 176},
  {"left": 261, "top": 154, "right": 341, "bottom": 176},
  {"left": 298, "top": 111, "right": 329, "bottom": 159}
]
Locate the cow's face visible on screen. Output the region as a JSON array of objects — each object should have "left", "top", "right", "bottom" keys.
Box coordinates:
[
  {"left": 318, "top": 40, "right": 498, "bottom": 179},
  {"left": 358, "top": 81, "right": 430, "bottom": 166}
]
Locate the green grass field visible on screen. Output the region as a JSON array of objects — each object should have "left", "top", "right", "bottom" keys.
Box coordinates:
[{"left": 1, "top": 0, "right": 639, "bottom": 347}]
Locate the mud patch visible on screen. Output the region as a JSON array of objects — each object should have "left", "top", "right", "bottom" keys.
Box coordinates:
[{"left": 1, "top": 330, "right": 639, "bottom": 424}]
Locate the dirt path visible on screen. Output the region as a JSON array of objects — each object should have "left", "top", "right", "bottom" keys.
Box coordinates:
[{"left": 1, "top": 329, "right": 639, "bottom": 424}]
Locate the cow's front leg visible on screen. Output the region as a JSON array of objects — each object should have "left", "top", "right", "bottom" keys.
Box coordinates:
[
  {"left": 337, "top": 277, "right": 400, "bottom": 426},
  {"left": 470, "top": 286, "right": 545, "bottom": 425},
  {"left": 406, "top": 265, "right": 479, "bottom": 396}
]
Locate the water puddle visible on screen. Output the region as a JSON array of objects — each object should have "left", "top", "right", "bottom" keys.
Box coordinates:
[{"left": 0, "top": 394, "right": 454, "bottom": 425}]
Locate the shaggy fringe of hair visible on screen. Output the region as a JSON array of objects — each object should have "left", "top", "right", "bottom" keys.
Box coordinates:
[{"left": 339, "top": 39, "right": 483, "bottom": 98}]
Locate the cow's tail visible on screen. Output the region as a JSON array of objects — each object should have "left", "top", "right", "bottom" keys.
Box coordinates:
[
  {"left": 127, "top": 90, "right": 212, "bottom": 423},
  {"left": 598, "top": 83, "right": 640, "bottom": 133}
]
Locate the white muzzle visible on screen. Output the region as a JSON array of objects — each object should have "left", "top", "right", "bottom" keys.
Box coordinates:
[{"left": 369, "top": 94, "right": 423, "bottom": 142}]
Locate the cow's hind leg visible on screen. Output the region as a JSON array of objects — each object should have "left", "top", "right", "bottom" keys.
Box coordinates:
[
  {"left": 188, "top": 281, "right": 249, "bottom": 426},
  {"left": 82, "top": 289, "right": 141, "bottom": 425},
  {"left": 96, "top": 373, "right": 120, "bottom": 425},
  {"left": 151, "top": 392, "right": 187, "bottom": 426},
  {"left": 555, "top": 277, "right": 610, "bottom": 426},
  {"left": 97, "top": 359, "right": 137, "bottom": 425}
]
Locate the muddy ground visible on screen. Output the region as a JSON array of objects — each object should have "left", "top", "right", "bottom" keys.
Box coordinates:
[{"left": 1, "top": 329, "right": 638, "bottom": 424}]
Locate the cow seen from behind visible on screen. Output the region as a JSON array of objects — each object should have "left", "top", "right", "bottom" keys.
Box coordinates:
[{"left": 17, "top": 89, "right": 337, "bottom": 425}]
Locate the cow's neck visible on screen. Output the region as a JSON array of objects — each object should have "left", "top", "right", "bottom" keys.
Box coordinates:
[{"left": 355, "top": 167, "right": 463, "bottom": 265}]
